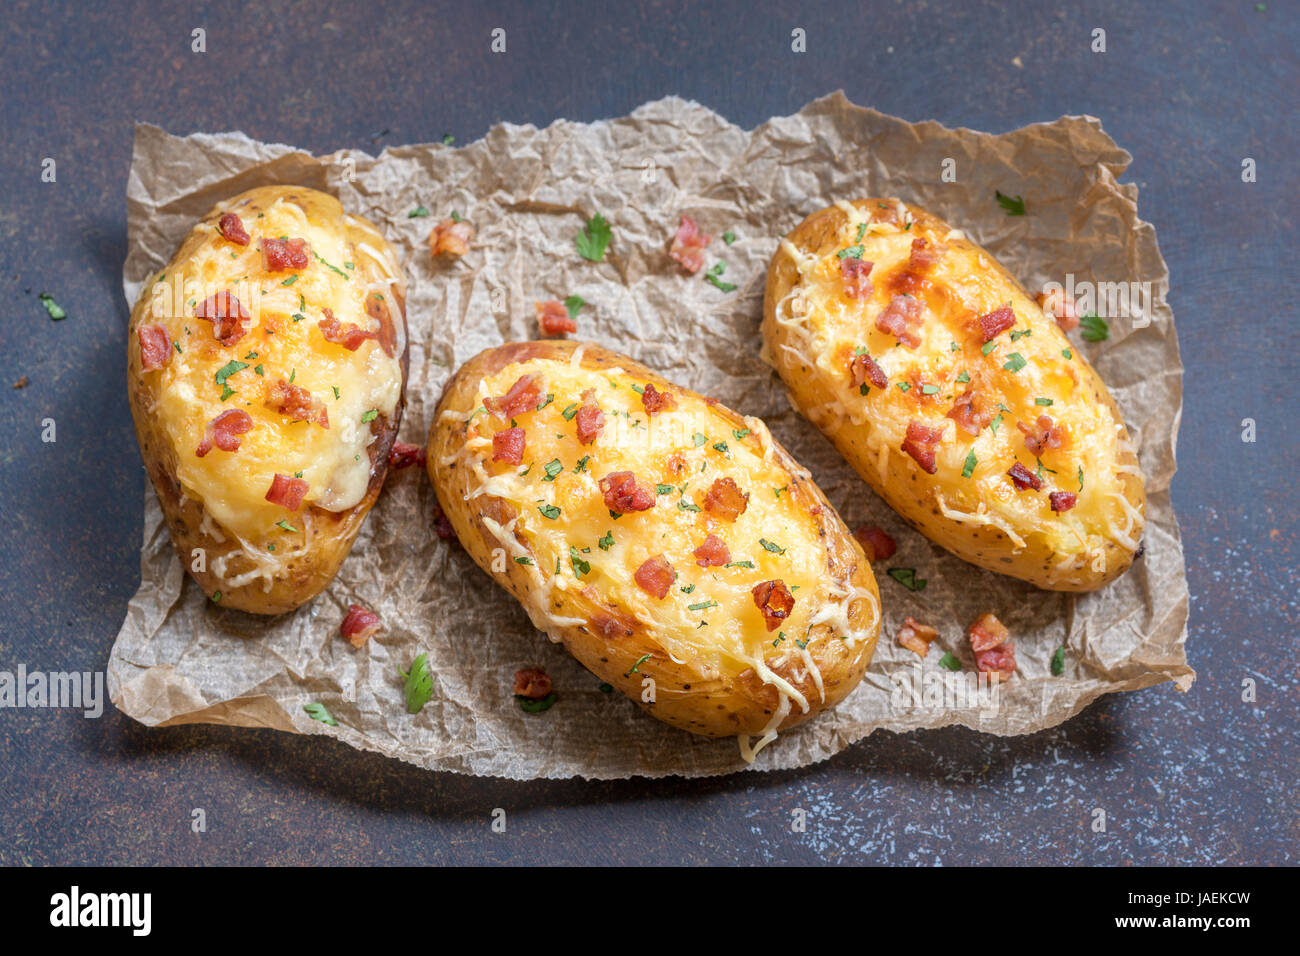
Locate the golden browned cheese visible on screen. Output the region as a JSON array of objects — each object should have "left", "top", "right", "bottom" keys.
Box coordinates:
[
  {"left": 429, "top": 341, "right": 880, "bottom": 758},
  {"left": 127, "top": 186, "right": 408, "bottom": 613},
  {"left": 763, "top": 199, "right": 1145, "bottom": 591}
]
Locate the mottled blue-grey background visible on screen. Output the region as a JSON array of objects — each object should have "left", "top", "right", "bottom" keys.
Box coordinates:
[{"left": 0, "top": 0, "right": 1294, "bottom": 865}]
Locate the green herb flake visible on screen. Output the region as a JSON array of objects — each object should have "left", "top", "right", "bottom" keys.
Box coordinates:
[
  {"left": 1062, "top": 347, "right": 1073, "bottom": 360},
  {"left": 1050, "top": 646, "right": 1067, "bottom": 676},
  {"left": 398, "top": 654, "right": 435, "bottom": 715},
  {"left": 990, "top": 412, "right": 1004, "bottom": 435},
  {"left": 361, "top": 409, "right": 378, "bottom": 423},
  {"left": 677, "top": 500, "right": 701, "bottom": 513},
  {"left": 563, "top": 294, "right": 585, "bottom": 318},
  {"left": 687, "top": 600, "right": 718, "bottom": 612},
  {"left": 995, "top": 190, "right": 1027, "bottom": 216},
  {"left": 1002, "top": 352, "right": 1027, "bottom": 373},
  {"left": 956, "top": 370, "right": 971, "bottom": 384},
  {"left": 1035, "top": 397, "right": 1054, "bottom": 406},
  {"left": 517, "top": 691, "right": 557, "bottom": 714},
  {"left": 561, "top": 403, "right": 579, "bottom": 421},
  {"left": 312, "top": 251, "right": 349, "bottom": 278},
  {"left": 442, "top": 133, "right": 456, "bottom": 146},
  {"left": 887, "top": 567, "right": 928, "bottom": 592},
  {"left": 837, "top": 244, "right": 864, "bottom": 260},
  {"left": 214, "top": 359, "right": 248, "bottom": 385},
  {"left": 303, "top": 702, "right": 338, "bottom": 726},
  {"left": 569, "top": 547, "right": 591, "bottom": 576},
  {"left": 655, "top": 483, "right": 674, "bottom": 494},
  {"left": 38, "top": 293, "right": 67, "bottom": 320},
  {"left": 693, "top": 432, "right": 708, "bottom": 447},
  {"left": 1009, "top": 328, "right": 1033, "bottom": 341},
  {"left": 722, "top": 230, "right": 736, "bottom": 245},
  {"left": 598, "top": 530, "right": 615, "bottom": 551},
  {"left": 733, "top": 428, "right": 751, "bottom": 440},
  {"left": 897, "top": 382, "right": 912, "bottom": 392},
  {"left": 574, "top": 455, "right": 590, "bottom": 473},
  {"left": 1079, "top": 312, "right": 1110, "bottom": 342},
  {"left": 543, "top": 458, "right": 563, "bottom": 481},
  {"left": 725, "top": 560, "right": 755, "bottom": 569},
  {"left": 280, "top": 275, "right": 298, "bottom": 287},
  {"left": 219, "top": 384, "right": 236, "bottom": 401},
  {"left": 921, "top": 384, "right": 940, "bottom": 395},
  {"left": 759, "top": 538, "right": 786, "bottom": 555},
  {"left": 938, "top": 653, "right": 962, "bottom": 672},
  {"left": 598, "top": 682, "right": 614, "bottom": 693},
  {"left": 574, "top": 212, "right": 612, "bottom": 262},
  {"left": 625, "top": 653, "right": 651, "bottom": 677},
  {"left": 538, "top": 504, "right": 561, "bottom": 520},
  {"left": 1077, "top": 465, "right": 1085, "bottom": 492},
  {"left": 981, "top": 340, "right": 999, "bottom": 356},
  {"left": 276, "top": 519, "right": 298, "bottom": 533},
  {"left": 514, "top": 556, "right": 534, "bottom": 566},
  {"left": 408, "top": 206, "right": 431, "bottom": 218}
]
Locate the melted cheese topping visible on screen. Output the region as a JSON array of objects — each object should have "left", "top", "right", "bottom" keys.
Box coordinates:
[
  {"left": 135, "top": 188, "right": 403, "bottom": 549},
  {"left": 445, "top": 357, "right": 877, "bottom": 756},
  {"left": 775, "top": 199, "right": 1141, "bottom": 565}
]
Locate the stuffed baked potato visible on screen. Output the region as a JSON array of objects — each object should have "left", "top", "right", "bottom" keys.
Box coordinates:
[
  {"left": 127, "top": 185, "right": 408, "bottom": 614},
  {"left": 763, "top": 199, "right": 1145, "bottom": 591},
  {"left": 429, "top": 341, "right": 880, "bottom": 758}
]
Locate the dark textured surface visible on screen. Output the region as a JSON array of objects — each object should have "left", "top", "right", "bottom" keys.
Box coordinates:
[{"left": 0, "top": 0, "right": 1295, "bottom": 865}]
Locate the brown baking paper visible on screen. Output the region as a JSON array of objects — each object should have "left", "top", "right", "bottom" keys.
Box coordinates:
[{"left": 110, "top": 93, "right": 1192, "bottom": 779}]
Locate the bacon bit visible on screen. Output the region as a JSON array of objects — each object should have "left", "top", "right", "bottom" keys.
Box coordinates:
[
  {"left": 217, "top": 212, "right": 250, "bottom": 246},
  {"left": 1036, "top": 289, "right": 1081, "bottom": 331},
  {"left": 340, "top": 604, "right": 382, "bottom": 648},
  {"left": 600, "top": 471, "right": 657, "bottom": 514},
  {"left": 665, "top": 452, "right": 689, "bottom": 476},
  {"left": 693, "top": 533, "right": 731, "bottom": 568},
  {"left": 12, "top": 376, "right": 28, "bottom": 389},
  {"left": 839, "top": 257, "right": 874, "bottom": 298},
  {"left": 193, "top": 292, "right": 251, "bottom": 347},
  {"left": 261, "top": 236, "right": 310, "bottom": 272},
  {"left": 195, "top": 409, "right": 253, "bottom": 458},
  {"left": 887, "top": 269, "right": 930, "bottom": 297},
  {"left": 265, "top": 473, "right": 309, "bottom": 512},
  {"left": 484, "top": 373, "right": 544, "bottom": 421},
  {"left": 365, "top": 292, "right": 398, "bottom": 358},
  {"left": 853, "top": 525, "right": 897, "bottom": 562},
  {"left": 430, "top": 218, "right": 474, "bottom": 258},
  {"left": 318, "top": 309, "right": 377, "bottom": 351},
  {"left": 432, "top": 502, "right": 458, "bottom": 541},
  {"left": 976, "top": 304, "right": 1016, "bottom": 342},
  {"left": 751, "top": 579, "right": 795, "bottom": 632},
  {"left": 946, "top": 388, "right": 993, "bottom": 435},
  {"left": 1007, "top": 461, "right": 1043, "bottom": 491},
  {"left": 513, "top": 668, "right": 552, "bottom": 699},
  {"left": 908, "top": 237, "right": 942, "bottom": 271},
  {"left": 389, "top": 440, "right": 427, "bottom": 470},
  {"left": 849, "top": 351, "right": 889, "bottom": 391},
  {"left": 535, "top": 299, "right": 577, "bottom": 337},
  {"left": 669, "top": 215, "right": 711, "bottom": 274},
  {"left": 1049, "top": 491, "right": 1077, "bottom": 513},
  {"left": 492, "top": 426, "right": 526, "bottom": 465},
  {"left": 901, "top": 420, "right": 944, "bottom": 474},
  {"left": 138, "top": 324, "right": 172, "bottom": 371},
  {"left": 264, "top": 379, "right": 329, "bottom": 428},
  {"left": 702, "top": 477, "right": 748, "bottom": 521},
  {"left": 634, "top": 554, "right": 675, "bottom": 599},
  {"left": 1018, "top": 414, "right": 1065, "bottom": 456},
  {"left": 897, "top": 616, "right": 940, "bottom": 658},
  {"left": 640, "top": 382, "right": 675, "bottom": 416},
  {"left": 575, "top": 400, "right": 605, "bottom": 445},
  {"left": 968, "top": 613, "right": 1015, "bottom": 680},
  {"left": 876, "top": 293, "right": 924, "bottom": 347}
]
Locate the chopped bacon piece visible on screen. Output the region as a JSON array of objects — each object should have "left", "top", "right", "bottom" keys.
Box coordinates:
[
  {"left": 261, "top": 236, "right": 310, "bottom": 272},
  {"left": 897, "top": 616, "right": 940, "bottom": 658},
  {"left": 429, "top": 218, "right": 474, "bottom": 258},
  {"left": 318, "top": 309, "right": 377, "bottom": 351},
  {"left": 575, "top": 400, "right": 605, "bottom": 445},
  {"left": 702, "top": 477, "right": 748, "bottom": 521},
  {"left": 751, "top": 579, "right": 795, "bottom": 632},
  {"left": 264, "top": 379, "right": 329, "bottom": 428},
  {"left": 640, "top": 382, "right": 675, "bottom": 416},
  {"left": 634, "top": 554, "right": 675, "bottom": 599},
  {"left": 876, "top": 293, "right": 924, "bottom": 347},
  {"left": 535, "top": 299, "right": 577, "bottom": 337},
  {"left": 1018, "top": 414, "right": 1065, "bottom": 456},
  {"left": 849, "top": 351, "right": 889, "bottom": 391},
  {"left": 693, "top": 533, "right": 731, "bottom": 568},
  {"left": 193, "top": 292, "right": 251, "bottom": 347},
  {"left": 217, "top": 212, "right": 250, "bottom": 246},
  {"left": 968, "top": 614, "right": 1016, "bottom": 680},
  {"left": 514, "top": 668, "right": 552, "bottom": 699},
  {"left": 968, "top": 613, "right": 1010, "bottom": 652},
  {"left": 839, "top": 257, "right": 874, "bottom": 298},
  {"left": 138, "top": 324, "right": 172, "bottom": 371},
  {"left": 195, "top": 409, "right": 253, "bottom": 457},
  {"left": 946, "top": 388, "right": 993, "bottom": 435},
  {"left": 1049, "top": 491, "right": 1077, "bottom": 513},
  {"left": 492, "top": 426, "right": 526, "bottom": 465},
  {"left": 666, "top": 452, "right": 689, "bottom": 476},
  {"left": 901, "top": 420, "right": 944, "bottom": 474},
  {"left": 976, "top": 304, "right": 1016, "bottom": 342},
  {"left": 669, "top": 215, "right": 711, "bottom": 274},
  {"left": 265, "top": 473, "right": 309, "bottom": 512},
  {"left": 340, "top": 604, "right": 382, "bottom": 648},
  {"left": 365, "top": 293, "right": 398, "bottom": 357},
  {"left": 600, "top": 471, "right": 657, "bottom": 514},
  {"left": 1007, "top": 461, "right": 1043, "bottom": 491},
  {"left": 432, "top": 502, "right": 458, "bottom": 542},
  {"left": 908, "top": 237, "right": 942, "bottom": 271},
  {"left": 389, "top": 440, "right": 427, "bottom": 470},
  {"left": 483, "top": 373, "right": 543, "bottom": 421},
  {"left": 853, "top": 525, "right": 896, "bottom": 562},
  {"left": 1036, "top": 289, "right": 1081, "bottom": 331}
]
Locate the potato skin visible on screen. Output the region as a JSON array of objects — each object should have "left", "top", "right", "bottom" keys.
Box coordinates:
[
  {"left": 127, "top": 186, "right": 408, "bottom": 614},
  {"left": 429, "top": 341, "right": 881, "bottom": 743},
  {"left": 763, "top": 199, "right": 1145, "bottom": 591}
]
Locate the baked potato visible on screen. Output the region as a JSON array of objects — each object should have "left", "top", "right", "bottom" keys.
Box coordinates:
[
  {"left": 762, "top": 199, "right": 1145, "bottom": 591},
  {"left": 429, "top": 341, "right": 881, "bottom": 758},
  {"left": 127, "top": 185, "right": 408, "bottom": 614}
]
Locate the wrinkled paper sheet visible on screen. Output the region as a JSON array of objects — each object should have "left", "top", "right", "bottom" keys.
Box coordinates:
[{"left": 110, "top": 93, "right": 1192, "bottom": 779}]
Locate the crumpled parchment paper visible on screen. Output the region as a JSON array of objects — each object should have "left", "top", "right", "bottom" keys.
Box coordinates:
[{"left": 110, "top": 92, "right": 1191, "bottom": 779}]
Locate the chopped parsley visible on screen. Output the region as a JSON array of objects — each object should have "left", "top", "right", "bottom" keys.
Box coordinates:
[
  {"left": 313, "top": 251, "right": 349, "bottom": 278},
  {"left": 693, "top": 432, "right": 708, "bottom": 447},
  {"left": 303, "top": 702, "right": 338, "bottom": 726},
  {"left": 705, "top": 261, "right": 736, "bottom": 292},
  {"left": 981, "top": 340, "right": 999, "bottom": 356},
  {"left": 569, "top": 547, "right": 590, "bottom": 576},
  {"left": 543, "top": 458, "right": 563, "bottom": 481},
  {"left": 276, "top": 519, "right": 298, "bottom": 533},
  {"left": 995, "top": 190, "right": 1027, "bottom": 216},
  {"left": 408, "top": 206, "right": 431, "bottom": 218},
  {"left": 1051, "top": 646, "right": 1066, "bottom": 676},
  {"left": 518, "top": 692, "right": 557, "bottom": 714},
  {"left": 38, "top": 293, "right": 67, "bottom": 320},
  {"left": 961, "top": 448, "right": 978, "bottom": 478},
  {"left": 1009, "top": 328, "right": 1032, "bottom": 341},
  {"left": 1035, "top": 397, "right": 1054, "bottom": 406},
  {"left": 725, "top": 560, "right": 754, "bottom": 569},
  {"left": 722, "top": 230, "right": 736, "bottom": 245},
  {"left": 955, "top": 370, "right": 971, "bottom": 384},
  {"left": 655, "top": 483, "right": 674, "bottom": 494},
  {"left": 887, "top": 567, "right": 927, "bottom": 592},
  {"left": 1079, "top": 312, "right": 1110, "bottom": 342},
  {"left": 574, "top": 212, "right": 612, "bottom": 261},
  {"left": 677, "top": 500, "right": 701, "bottom": 513},
  {"left": 687, "top": 600, "right": 718, "bottom": 612},
  {"left": 897, "top": 382, "right": 911, "bottom": 392},
  {"left": 625, "top": 653, "right": 651, "bottom": 677},
  {"left": 733, "top": 428, "right": 750, "bottom": 440},
  {"left": 759, "top": 538, "right": 786, "bottom": 555},
  {"left": 514, "top": 556, "right": 534, "bottom": 566},
  {"left": 837, "top": 244, "right": 864, "bottom": 260},
  {"left": 538, "top": 504, "right": 561, "bottom": 519},
  {"left": 598, "top": 530, "right": 615, "bottom": 551},
  {"left": 574, "top": 455, "right": 590, "bottom": 472},
  {"left": 1002, "top": 352, "right": 1027, "bottom": 373},
  {"left": 563, "top": 294, "right": 585, "bottom": 318},
  {"left": 1077, "top": 465, "right": 1085, "bottom": 491},
  {"left": 214, "top": 359, "right": 247, "bottom": 385},
  {"left": 1062, "top": 347, "right": 1073, "bottom": 360},
  {"left": 280, "top": 275, "right": 298, "bottom": 286},
  {"left": 561, "top": 403, "right": 579, "bottom": 421},
  {"left": 712, "top": 441, "right": 730, "bottom": 456},
  {"left": 921, "top": 384, "right": 940, "bottom": 395},
  {"left": 399, "top": 654, "right": 434, "bottom": 714},
  {"left": 361, "top": 409, "right": 378, "bottom": 423},
  {"left": 938, "top": 653, "right": 962, "bottom": 672}
]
